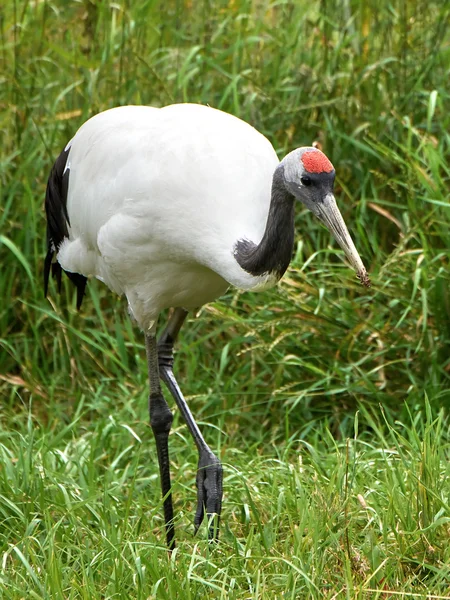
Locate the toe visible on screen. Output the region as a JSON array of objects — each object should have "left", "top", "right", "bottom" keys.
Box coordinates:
[
  {"left": 194, "top": 468, "right": 205, "bottom": 533},
  {"left": 194, "top": 451, "right": 223, "bottom": 540}
]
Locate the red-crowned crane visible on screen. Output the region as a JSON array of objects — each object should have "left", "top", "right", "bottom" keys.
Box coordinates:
[{"left": 44, "top": 103, "right": 370, "bottom": 549}]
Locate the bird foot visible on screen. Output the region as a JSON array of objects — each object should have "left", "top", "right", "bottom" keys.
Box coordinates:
[{"left": 194, "top": 450, "right": 223, "bottom": 541}]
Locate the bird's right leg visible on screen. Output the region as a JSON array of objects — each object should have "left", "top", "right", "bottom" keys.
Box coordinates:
[
  {"left": 145, "top": 328, "right": 175, "bottom": 550},
  {"left": 158, "top": 308, "right": 223, "bottom": 541}
]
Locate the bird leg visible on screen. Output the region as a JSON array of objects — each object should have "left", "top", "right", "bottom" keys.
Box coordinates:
[
  {"left": 145, "top": 330, "right": 175, "bottom": 550},
  {"left": 158, "top": 308, "right": 223, "bottom": 541}
]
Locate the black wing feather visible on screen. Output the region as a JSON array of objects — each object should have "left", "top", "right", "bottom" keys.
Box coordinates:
[{"left": 44, "top": 145, "right": 87, "bottom": 309}]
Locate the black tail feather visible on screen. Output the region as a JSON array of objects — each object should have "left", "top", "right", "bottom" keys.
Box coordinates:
[
  {"left": 43, "top": 248, "right": 53, "bottom": 298},
  {"left": 65, "top": 271, "right": 87, "bottom": 310},
  {"left": 52, "top": 261, "right": 62, "bottom": 294},
  {"left": 44, "top": 144, "right": 88, "bottom": 310}
]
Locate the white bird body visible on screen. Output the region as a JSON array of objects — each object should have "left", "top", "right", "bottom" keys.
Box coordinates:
[{"left": 58, "top": 104, "right": 280, "bottom": 327}]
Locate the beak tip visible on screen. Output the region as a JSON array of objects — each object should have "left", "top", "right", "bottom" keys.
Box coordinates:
[{"left": 357, "top": 271, "right": 371, "bottom": 288}]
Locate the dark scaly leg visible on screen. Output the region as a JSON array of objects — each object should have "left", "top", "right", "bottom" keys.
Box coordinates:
[
  {"left": 158, "top": 308, "right": 223, "bottom": 540},
  {"left": 145, "top": 329, "right": 175, "bottom": 550}
]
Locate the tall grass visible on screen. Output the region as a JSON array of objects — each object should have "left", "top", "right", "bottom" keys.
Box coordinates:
[{"left": 1, "top": 0, "right": 449, "bottom": 597}]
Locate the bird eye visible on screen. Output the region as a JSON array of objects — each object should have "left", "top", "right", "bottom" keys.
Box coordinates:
[{"left": 301, "top": 176, "right": 312, "bottom": 186}]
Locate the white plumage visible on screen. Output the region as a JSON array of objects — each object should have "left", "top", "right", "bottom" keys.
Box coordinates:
[
  {"left": 45, "top": 103, "right": 369, "bottom": 548},
  {"left": 58, "top": 104, "right": 280, "bottom": 328}
]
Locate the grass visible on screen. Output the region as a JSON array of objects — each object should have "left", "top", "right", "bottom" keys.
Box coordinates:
[{"left": 1, "top": 0, "right": 450, "bottom": 597}]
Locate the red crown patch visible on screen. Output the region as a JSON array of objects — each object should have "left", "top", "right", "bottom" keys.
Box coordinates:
[{"left": 301, "top": 150, "right": 334, "bottom": 174}]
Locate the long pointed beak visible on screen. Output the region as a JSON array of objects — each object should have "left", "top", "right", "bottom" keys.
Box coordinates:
[{"left": 316, "top": 193, "right": 371, "bottom": 287}]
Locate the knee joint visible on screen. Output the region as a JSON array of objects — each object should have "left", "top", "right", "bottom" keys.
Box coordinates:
[
  {"left": 158, "top": 341, "right": 174, "bottom": 370},
  {"left": 149, "top": 393, "right": 173, "bottom": 435}
]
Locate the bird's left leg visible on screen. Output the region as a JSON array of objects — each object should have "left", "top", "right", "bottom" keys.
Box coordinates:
[
  {"left": 158, "top": 308, "right": 223, "bottom": 541},
  {"left": 145, "top": 328, "right": 176, "bottom": 550}
]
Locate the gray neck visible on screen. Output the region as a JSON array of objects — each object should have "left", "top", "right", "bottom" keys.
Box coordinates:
[{"left": 234, "top": 165, "right": 295, "bottom": 279}]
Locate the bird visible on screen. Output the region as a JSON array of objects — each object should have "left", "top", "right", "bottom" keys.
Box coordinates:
[{"left": 44, "top": 103, "right": 370, "bottom": 549}]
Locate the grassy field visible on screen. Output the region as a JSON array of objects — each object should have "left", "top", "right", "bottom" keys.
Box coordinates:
[{"left": 1, "top": 0, "right": 450, "bottom": 597}]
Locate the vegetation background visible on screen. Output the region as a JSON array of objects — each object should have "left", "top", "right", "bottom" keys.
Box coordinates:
[{"left": 1, "top": 0, "right": 450, "bottom": 597}]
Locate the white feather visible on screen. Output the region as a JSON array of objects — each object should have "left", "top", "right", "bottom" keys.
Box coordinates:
[{"left": 57, "top": 104, "right": 279, "bottom": 328}]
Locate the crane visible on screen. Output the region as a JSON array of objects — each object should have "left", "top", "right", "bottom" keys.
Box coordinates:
[{"left": 44, "top": 103, "right": 370, "bottom": 549}]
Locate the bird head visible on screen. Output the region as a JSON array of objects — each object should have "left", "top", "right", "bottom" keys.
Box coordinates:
[{"left": 280, "top": 147, "right": 370, "bottom": 287}]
